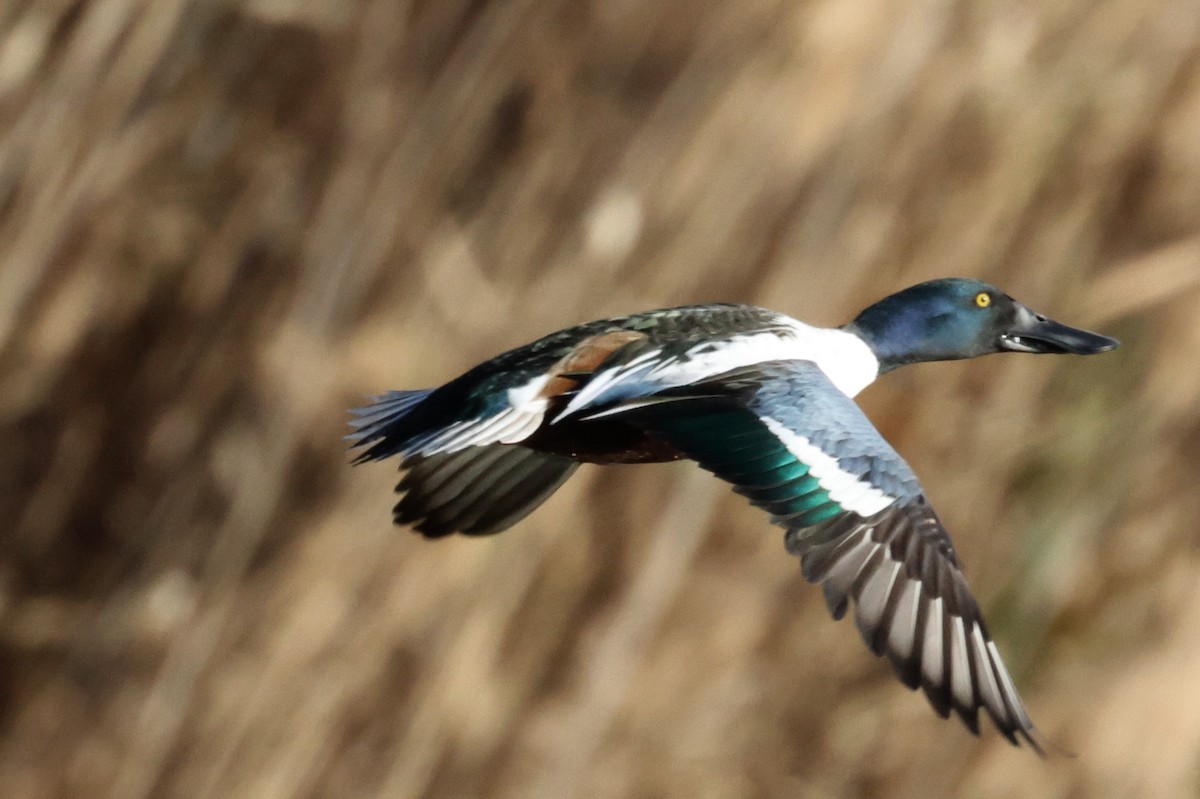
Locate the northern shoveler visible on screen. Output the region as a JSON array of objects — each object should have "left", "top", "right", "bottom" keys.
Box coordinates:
[{"left": 348, "top": 277, "right": 1118, "bottom": 753}]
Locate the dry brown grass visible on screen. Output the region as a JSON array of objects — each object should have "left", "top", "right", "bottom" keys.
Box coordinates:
[{"left": 3, "top": 1, "right": 1200, "bottom": 797}]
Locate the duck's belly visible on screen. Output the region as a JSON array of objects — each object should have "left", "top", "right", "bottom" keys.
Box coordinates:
[{"left": 524, "top": 419, "right": 684, "bottom": 464}]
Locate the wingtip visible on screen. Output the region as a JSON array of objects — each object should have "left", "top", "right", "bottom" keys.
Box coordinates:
[
  {"left": 956, "top": 705, "right": 982, "bottom": 736},
  {"left": 344, "top": 388, "right": 435, "bottom": 454},
  {"left": 1019, "top": 724, "right": 1068, "bottom": 760}
]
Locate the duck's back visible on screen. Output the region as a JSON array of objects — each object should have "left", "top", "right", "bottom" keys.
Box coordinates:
[{"left": 353, "top": 304, "right": 793, "bottom": 464}]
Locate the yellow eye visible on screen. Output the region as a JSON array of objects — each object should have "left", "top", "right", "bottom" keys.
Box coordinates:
[{"left": 975, "top": 292, "right": 991, "bottom": 309}]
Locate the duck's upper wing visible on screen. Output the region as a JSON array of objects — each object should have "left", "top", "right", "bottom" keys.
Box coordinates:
[
  {"left": 347, "top": 305, "right": 786, "bottom": 463},
  {"left": 585, "top": 359, "right": 1046, "bottom": 753}
]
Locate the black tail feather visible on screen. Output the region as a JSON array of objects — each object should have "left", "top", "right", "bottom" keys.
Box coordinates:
[{"left": 347, "top": 389, "right": 435, "bottom": 463}]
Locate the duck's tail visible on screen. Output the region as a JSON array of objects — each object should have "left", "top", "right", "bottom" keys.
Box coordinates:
[{"left": 347, "top": 389, "right": 436, "bottom": 463}]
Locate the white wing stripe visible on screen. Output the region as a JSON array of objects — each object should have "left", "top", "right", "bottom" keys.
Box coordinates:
[
  {"left": 453, "top": 408, "right": 518, "bottom": 448},
  {"left": 760, "top": 417, "right": 895, "bottom": 516},
  {"left": 988, "top": 641, "right": 1034, "bottom": 728},
  {"left": 413, "top": 420, "right": 468, "bottom": 453},
  {"left": 888, "top": 579, "right": 922, "bottom": 658},
  {"left": 922, "top": 598, "right": 945, "bottom": 686},
  {"left": 949, "top": 616, "right": 975, "bottom": 709},
  {"left": 405, "top": 374, "right": 555, "bottom": 455},
  {"left": 820, "top": 535, "right": 878, "bottom": 610},
  {"left": 475, "top": 412, "right": 529, "bottom": 446},
  {"left": 503, "top": 411, "right": 545, "bottom": 443},
  {"left": 857, "top": 559, "right": 902, "bottom": 629},
  {"left": 506, "top": 374, "right": 552, "bottom": 412},
  {"left": 413, "top": 409, "right": 548, "bottom": 455},
  {"left": 972, "top": 626, "right": 1008, "bottom": 724}
]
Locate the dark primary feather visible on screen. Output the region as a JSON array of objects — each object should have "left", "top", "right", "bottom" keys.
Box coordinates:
[
  {"left": 792, "top": 501, "right": 1042, "bottom": 750},
  {"left": 394, "top": 446, "right": 578, "bottom": 537},
  {"left": 609, "top": 360, "right": 1046, "bottom": 753}
]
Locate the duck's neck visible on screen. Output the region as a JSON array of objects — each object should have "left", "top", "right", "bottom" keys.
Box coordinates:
[
  {"left": 841, "top": 321, "right": 908, "bottom": 375},
  {"left": 779, "top": 320, "right": 880, "bottom": 397}
]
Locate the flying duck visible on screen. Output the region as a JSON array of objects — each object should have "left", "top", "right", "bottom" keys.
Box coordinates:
[{"left": 348, "top": 278, "right": 1118, "bottom": 753}]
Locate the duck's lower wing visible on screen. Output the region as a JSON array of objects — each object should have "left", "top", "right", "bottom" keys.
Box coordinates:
[
  {"left": 594, "top": 359, "right": 1046, "bottom": 754},
  {"left": 347, "top": 390, "right": 578, "bottom": 536},
  {"left": 394, "top": 446, "right": 578, "bottom": 537}
]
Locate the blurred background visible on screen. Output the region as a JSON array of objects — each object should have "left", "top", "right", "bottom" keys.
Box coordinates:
[{"left": 2, "top": 1, "right": 1199, "bottom": 797}]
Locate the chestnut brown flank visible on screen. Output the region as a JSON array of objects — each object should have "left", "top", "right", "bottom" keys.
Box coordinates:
[{"left": 537, "top": 330, "right": 648, "bottom": 399}]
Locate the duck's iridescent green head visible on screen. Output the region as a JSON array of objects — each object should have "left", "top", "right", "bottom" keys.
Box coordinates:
[{"left": 846, "top": 278, "right": 1119, "bottom": 373}]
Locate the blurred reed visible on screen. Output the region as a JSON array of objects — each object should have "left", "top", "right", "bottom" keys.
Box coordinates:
[{"left": 2, "top": 1, "right": 1200, "bottom": 797}]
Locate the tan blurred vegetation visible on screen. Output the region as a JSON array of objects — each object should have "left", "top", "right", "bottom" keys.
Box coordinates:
[{"left": 2, "top": 0, "right": 1200, "bottom": 797}]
